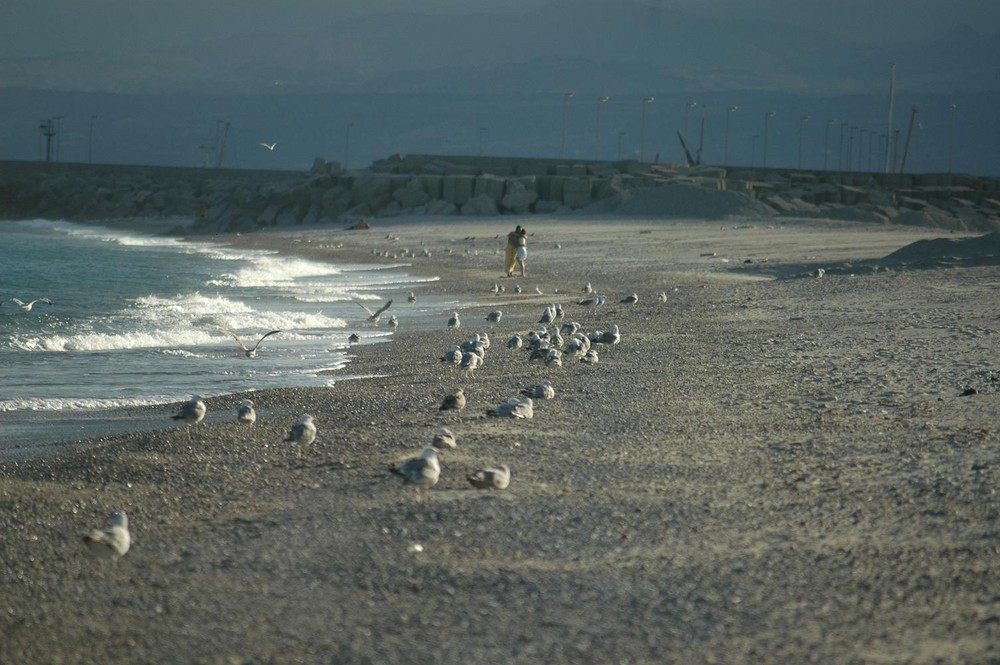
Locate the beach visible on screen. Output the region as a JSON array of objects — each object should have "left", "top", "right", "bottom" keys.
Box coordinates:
[{"left": 1, "top": 213, "right": 998, "bottom": 664}]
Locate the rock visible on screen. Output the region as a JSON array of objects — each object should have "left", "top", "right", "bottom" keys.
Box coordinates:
[
  {"left": 461, "top": 193, "right": 499, "bottom": 216},
  {"left": 500, "top": 180, "right": 539, "bottom": 214},
  {"left": 392, "top": 178, "right": 432, "bottom": 209}
]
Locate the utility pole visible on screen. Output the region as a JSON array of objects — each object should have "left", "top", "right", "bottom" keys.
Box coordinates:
[{"left": 884, "top": 62, "right": 895, "bottom": 173}]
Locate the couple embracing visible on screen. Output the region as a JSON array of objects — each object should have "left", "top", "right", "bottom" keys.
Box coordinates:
[{"left": 504, "top": 224, "right": 528, "bottom": 277}]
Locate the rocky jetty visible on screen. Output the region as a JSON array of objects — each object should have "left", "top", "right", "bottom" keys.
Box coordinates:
[{"left": 2, "top": 155, "right": 998, "bottom": 233}]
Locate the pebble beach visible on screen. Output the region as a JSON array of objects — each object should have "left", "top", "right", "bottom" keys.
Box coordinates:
[{"left": 1, "top": 214, "right": 998, "bottom": 664}]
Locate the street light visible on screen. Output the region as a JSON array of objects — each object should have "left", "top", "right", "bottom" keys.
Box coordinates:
[
  {"left": 640, "top": 97, "right": 654, "bottom": 162},
  {"left": 595, "top": 95, "right": 609, "bottom": 160},
  {"left": 88, "top": 115, "right": 97, "bottom": 164},
  {"left": 948, "top": 103, "right": 957, "bottom": 173},
  {"left": 345, "top": 121, "right": 354, "bottom": 169},
  {"left": 797, "top": 115, "right": 810, "bottom": 169},
  {"left": 561, "top": 91, "right": 575, "bottom": 158},
  {"left": 53, "top": 115, "right": 65, "bottom": 162},
  {"left": 858, "top": 129, "right": 867, "bottom": 171},
  {"left": 839, "top": 122, "right": 849, "bottom": 170},
  {"left": 847, "top": 125, "right": 858, "bottom": 172},
  {"left": 684, "top": 101, "right": 698, "bottom": 146},
  {"left": 762, "top": 110, "right": 775, "bottom": 167},
  {"left": 824, "top": 119, "right": 835, "bottom": 170},
  {"left": 617, "top": 130, "right": 626, "bottom": 161},
  {"left": 724, "top": 106, "right": 738, "bottom": 164},
  {"left": 751, "top": 134, "right": 760, "bottom": 167}
]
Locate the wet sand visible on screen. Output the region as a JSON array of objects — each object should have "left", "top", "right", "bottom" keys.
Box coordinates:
[{"left": 1, "top": 215, "right": 998, "bottom": 664}]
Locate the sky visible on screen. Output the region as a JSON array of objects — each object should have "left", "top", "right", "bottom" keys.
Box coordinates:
[{"left": 1, "top": 0, "right": 998, "bottom": 59}]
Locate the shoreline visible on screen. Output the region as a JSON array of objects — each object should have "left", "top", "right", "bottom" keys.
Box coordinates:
[{"left": 2, "top": 214, "right": 997, "bottom": 664}]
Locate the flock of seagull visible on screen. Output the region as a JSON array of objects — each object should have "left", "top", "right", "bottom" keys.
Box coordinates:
[{"left": 86, "top": 277, "right": 655, "bottom": 569}]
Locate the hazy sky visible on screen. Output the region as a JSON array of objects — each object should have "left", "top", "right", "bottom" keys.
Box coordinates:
[{"left": 2, "top": 0, "right": 998, "bottom": 58}]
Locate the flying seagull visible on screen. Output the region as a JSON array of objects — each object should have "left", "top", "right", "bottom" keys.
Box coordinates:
[
  {"left": 11, "top": 297, "right": 53, "bottom": 312},
  {"left": 224, "top": 329, "right": 281, "bottom": 358},
  {"left": 259, "top": 141, "right": 277, "bottom": 151},
  {"left": 354, "top": 299, "right": 393, "bottom": 324}
]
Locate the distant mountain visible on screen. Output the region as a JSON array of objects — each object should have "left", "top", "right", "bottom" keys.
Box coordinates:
[{"left": 0, "top": 1, "right": 996, "bottom": 96}]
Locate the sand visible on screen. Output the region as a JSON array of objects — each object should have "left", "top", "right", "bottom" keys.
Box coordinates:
[{"left": 1, "top": 213, "right": 998, "bottom": 664}]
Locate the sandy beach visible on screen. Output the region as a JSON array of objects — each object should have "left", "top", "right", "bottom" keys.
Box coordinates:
[{"left": 1, "top": 213, "right": 998, "bottom": 664}]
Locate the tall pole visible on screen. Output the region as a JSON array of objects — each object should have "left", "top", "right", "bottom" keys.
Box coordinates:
[
  {"left": 640, "top": 97, "right": 654, "bottom": 162},
  {"left": 948, "top": 103, "right": 957, "bottom": 173},
  {"left": 684, "top": 101, "right": 697, "bottom": 146},
  {"left": 345, "top": 122, "right": 353, "bottom": 169},
  {"left": 884, "top": 61, "right": 895, "bottom": 173},
  {"left": 751, "top": 134, "right": 759, "bottom": 167},
  {"left": 839, "top": 122, "right": 848, "bottom": 170},
  {"left": 724, "top": 106, "right": 738, "bottom": 164},
  {"left": 595, "top": 96, "right": 609, "bottom": 159},
  {"left": 762, "top": 110, "right": 775, "bottom": 167},
  {"left": 561, "top": 91, "right": 575, "bottom": 158},
  {"left": 53, "top": 115, "right": 65, "bottom": 162},
  {"left": 858, "top": 129, "right": 867, "bottom": 171},
  {"left": 88, "top": 115, "right": 96, "bottom": 164},
  {"left": 823, "top": 119, "right": 835, "bottom": 170},
  {"left": 847, "top": 126, "right": 857, "bottom": 172},
  {"left": 797, "top": 115, "right": 810, "bottom": 169}
]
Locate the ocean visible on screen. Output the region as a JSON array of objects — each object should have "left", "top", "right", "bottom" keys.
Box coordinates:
[{"left": 0, "top": 219, "right": 446, "bottom": 459}]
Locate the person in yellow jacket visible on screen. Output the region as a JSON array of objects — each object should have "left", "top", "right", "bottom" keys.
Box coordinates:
[{"left": 504, "top": 224, "right": 523, "bottom": 277}]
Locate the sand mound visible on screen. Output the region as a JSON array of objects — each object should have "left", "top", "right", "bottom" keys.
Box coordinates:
[
  {"left": 882, "top": 231, "right": 1000, "bottom": 267},
  {"left": 577, "top": 184, "right": 772, "bottom": 219}
]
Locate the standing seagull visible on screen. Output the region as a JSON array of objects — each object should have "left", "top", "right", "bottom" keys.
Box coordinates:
[
  {"left": 439, "top": 388, "right": 466, "bottom": 414},
  {"left": 354, "top": 299, "right": 393, "bottom": 324},
  {"left": 391, "top": 447, "right": 441, "bottom": 502},
  {"left": 407, "top": 292, "right": 417, "bottom": 303},
  {"left": 447, "top": 312, "right": 461, "bottom": 329},
  {"left": 431, "top": 426, "right": 457, "bottom": 450},
  {"left": 11, "top": 297, "right": 53, "bottom": 312},
  {"left": 284, "top": 414, "right": 317, "bottom": 457},
  {"left": 486, "top": 310, "right": 503, "bottom": 323},
  {"left": 236, "top": 399, "right": 256, "bottom": 424},
  {"left": 83, "top": 511, "right": 131, "bottom": 574},
  {"left": 172, "top": 395, "right": 206, "bottom": 439},
  {"left": 224, "top": 329, "right": 281, "bottom": 358}
]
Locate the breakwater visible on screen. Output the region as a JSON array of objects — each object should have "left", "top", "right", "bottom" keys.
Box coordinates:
[{"left": 2, "top": 155, "right": 998, "bottom": 233}]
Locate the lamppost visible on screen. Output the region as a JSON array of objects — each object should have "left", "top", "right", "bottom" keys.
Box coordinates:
[
  {"left": 595, "top": 95, "right": 609, "bottom": 160},
  {"left": 88, "top": 115, "right": 96, "bottom": 164},
  {"left": 948, "top": 103, "right": 957, "bottom": 173},
  {"left": 479, "top": 127, "right": 487, "bottom": 156},
  {"left": 684, "top": 101, "right": 697, "bottom": 146},
  {"left": 561, "top": 91, "right": 575, "bottom": 158},
  {"left": 762, "top": 110, "right": 775, "bottom": 167},
  {"left": 797, "top": 115, "right": 810, "bottom": 169},
  {"left": 839, "top": 122, "right": 849, "bottom": 170},
  {"left": 823, "top": 119, "right": 835, "bottom": 170},
  {"left": 53, "top": 115, "right": 65, "bottom": 162},
  {"left": 640, "top": 96, "right": 654, "bottom": 162},
  {"left": 847, "top": 125, "right": 858, "bottom": 172},
  {"left": 858, "top": 129, "right": 867, "bottom": 171},
  {"left": 751, "top": 134, "right": 760, "bottom": 167},
  {"left": 345, "top": 122, "right": 354, "bottom": 169},
  {"left": 617, "top": 130, "right": 626, "bottom": 161},
  {"left": 724, "top": 106, "right": 738, "bottom": 164}
]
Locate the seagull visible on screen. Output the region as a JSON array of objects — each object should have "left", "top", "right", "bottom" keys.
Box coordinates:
[
  {"left": 348, "top": 333, "right": 361, "bottom": 344},
  {"left": 223, "top": 329, "right": 281, "bottom": 359},
  {"left": 354, "top": 299, "right": 393, "bottom": 324},
  {"left": 439, "top": 388, "right": 466, "bottom": 413},
  {"left": 486, "top": 310, "right": 502, "bottom": 323},
  {"left": 621, "top": 293, "right": 639, "bottom": 304},
  {"left": 544, "top": 348, "right": 563, "bottom": 370},
  {"left": 513, "top": 284, "right": 523, "bottom": 294},
  {"left": 580, "top": 348, "right": 600, "bottom": 364},
  {"left": 407, "top": 292, "right": 417, "bottom": 303},
  {"left": 259, "top": 141, "right": 277, "bottom": 151},
  {"left": 582, "top": 282, "right": 593, "bottom": 294},
  {"left": 391, "top": 447, "right": 441, "bottom": 502},
  {"left": 507, "top": 333, "right": 523, "bottom": 350},
  {"left": 431, "top": 426, "right": 457, "bottom": 450},
  {"left": 459, "top": 351, "right": 483, "bottom": 377},
  {"left": 440, "top": 345, "right": 463, "bottom": 364},
  {"left": 237, "top": 399, "right": 256, "bottom": 424},
  {"left": 388, "top": 315, "right": 399, "bottom": 329},
  {"left": 83, "top": 511, "right": 131, "bottom": 573},
  {"left": 522, "top": 378, "right": 555, "bottom": 400},
  {"left": 539, "top": 305, "right": 555, "bottom": 324},
  {"left": 487, "top": 396, "right": 534, "bottom": 419},
  {"left": 447, "top": 312, "right": 461, "bottom": 329},
  {"left": 11, "top": 297, "right": 53, "bottom": 312},
  {"left": 577, "top": 295, "right": 606, "bottom": 307},
  {"left": 656, "top": 291, "right": 668, "bottom": 303},
  {"left": 172, "top": 395, "right": 206, "bottom": 439},
  {"left": 467, "top": 464, "right": 511, "bottom": 490},
  {"left": 284, "top": 414, "right": 317, "bottom": 457},
  {"left": 589, "top": 324, "right": 621, "bottom": 346}
]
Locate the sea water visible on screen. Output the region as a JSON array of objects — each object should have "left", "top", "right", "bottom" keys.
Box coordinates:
[{"left": 0, "top": 219, "right": 445, "bottom": 458}]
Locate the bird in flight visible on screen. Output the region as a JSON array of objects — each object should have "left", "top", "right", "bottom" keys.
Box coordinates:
[
  {"left": 354, "top": 299, "right": 392, "bottom": 324},
  {"left": 11, "top": 297, "right": 53, "bottom": 312},
  {"left": 223, "top": 329, "right": 282, "bottom": 358},
  {"left": 259, "top": 141, "right": 277, "bottom": 151}
]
